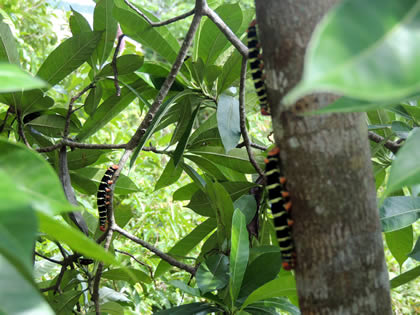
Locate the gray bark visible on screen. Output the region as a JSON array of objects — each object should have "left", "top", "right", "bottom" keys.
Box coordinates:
[{"left": 255, "top": 0, "right": 392, "bottom": 313}]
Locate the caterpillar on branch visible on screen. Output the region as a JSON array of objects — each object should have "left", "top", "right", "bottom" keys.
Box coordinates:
[{"left": 97, "top": 165, "right": 119, "bottom": 231}]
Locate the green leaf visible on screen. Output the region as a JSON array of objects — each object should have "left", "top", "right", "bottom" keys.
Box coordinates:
[
  {"left": 310, "top": 97, "right": 395, "bottom": 114},
  {"left": 173, "top": 182, "right": 200, "bottom": 201},
  {"left": 96, "top": 54, "right": 144, "bottom": 78},
  {"left": 386, "top": 128, "right": 420, "bottom": 195},
  {"left": 102, "top": 267, "right": 152, "bottom": 284},
  {"left": 70, "top": 8, "right": 92, "bottom": 34},
  {"left": 173, "top": 103, "right": 201, "bottom": 166},
  {"left": 188, "top": 113, "right": 218, "bottom": 145},
  {"left": 390, "top": 265, "right": 420, "bottom": 288},
  {"left": 238, "top": 251, "right": 282, "bottom": 303},
  {"left": 0, "top": 255, "right": 54, "bottom": 315},
  {"left": 50, "top": 290, "right": 82, "bottom": 314},
  {"left": 234, "top": 195, "right": 257, "bottom": 224},
  {"left": 113, "top": 1, "right": 180, "bottom": 64},
  {"left": 198, "top": 4, "right": 242, "bottom": 65},
  {"left": 0, "top": 138, "right": 70, "bottom": 214},
  {"left": 99, "top": 287, "right": 133, "bottom": 306},
  {"left": 385, "top": 226, "right": 413, "bottom": 268},
  {"left": 94, "top": 0, "right": 117, "bottom": 66},
  {"left": 0, "top": 64, "right": 47, "bottom": 92},
  {"left": 188, "top": 128, "right": 222, "bottom": 149},
  {"left": 77, "top": 79, "right": 148, "bottom": 141},
  {"left": 187, "top": 182, "right": 257, "bottom": 217},
  {"left": 36, "top": 32, "right": 102, "bottom": 87},
  {"left": 168, "top": 280, "right": 201, "bottom": 297},
  {"left": 0, "top": 18, "right": 19, "bottom": 64},
  {"left": 241, "top": 275, "right": 297, "bottom": 309},
  {"left": 409, "top": 236, "right": 420, "bottom": 261},
  {"left": 391, "top": 121, "right": 411, "bottom": 139},
  {"left": 217, "top": 94, "right": 241, "bottom": 152},
  {"left": 155, "top": 218, "right": 217, "bottom": 277},
  {"left": 155, "top": 158, "right": 183, "bottom": 191},
  {"left": 217, "top": 49, "right": 242, "bottom": 95},
  {"left": 84, "top": 84, "right": 103, "bottom": 115},
  {"left": 230, "top": 209, "right": 249, "bottom": 304},
  {"left": 189, "top": 146, "right": 265, "bottom": 173},
  {"left": 245, "top": 298, "right": 300, "bottom": 315},
  {"left": 196, "top": 254, "right": 229, "bottom": 294},
  {"left": 379, "top": 197, "right": 420, "bottom": 232},
  {"left": 27, "top": 114, "right": 79, "bottom": 138},
  {"left": 153, "top": 303, "right": 220, "bottom": 315},
  {"left": 184, "top": 154, "right": 228, "bottom": 181},
  {"left": 38, "top": 212, "right": 118, "bottom": 265},
  {"left": 285, "top": 0, "right": 420, "bottom": 104}
]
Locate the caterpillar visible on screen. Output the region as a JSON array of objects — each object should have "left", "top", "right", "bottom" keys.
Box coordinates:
[
  {"left": 247, "top": 20, "right": 270, "bottom": 116},
  {"left": 264, "top": 147, "right": 296, "bottom": 270},
  {"left": 97, "top": 165, "right": 119, "bottom": 231}
]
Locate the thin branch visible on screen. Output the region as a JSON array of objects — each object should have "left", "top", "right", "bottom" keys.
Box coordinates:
[
  {"left": 113, "top": 224, "right": 196, "bottom": 275},
  {"left": 239, "top": 57, "right": 264, "bottom": 177},
  {"left": 0, "top": 106, "right": 11, "bottom": 133},
  {"left": 368, "top": 131, "right": 402, "bottom": 154},
  {"left": 35, "top": 252, "right": 63, "bottom": 265},
  {"left": 124, "top": 0, "right": 195, "bottom": 27},
  {"left": 16, "top": 110, "right": 31, "bottom": 148},
  {"left": 112, "top": 34, "right": 126, "bottom": 96},
  {"left": 36, "top": 141, "right": 164, "bottom": 153},
  {"left": 115, "top": 249, "right": 155, "bottom": 284},
  {"left": 237, "top": 141, "right": 268, "bottom": 151},
  {"left": 203, "top": 6, "right": 248, "bottom": 56}
]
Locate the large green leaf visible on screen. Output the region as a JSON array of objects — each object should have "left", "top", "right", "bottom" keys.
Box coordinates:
[
  {"left": 410, "top": 236, "right": 420, "bottom": 261},
  {"left": 94, "top": 0, "right": 118, "bottom": 66},
  {"left": 217, "top": 49, "right": 242, "bottom": 95},
  {"left": 153, "top": 303, "right": 220, "bottom": 315},
  {"left": 0, "top": 18, "right": 19, "bottom": 64},
  {"left": 386, "top": 128, "right": 420, "bottom": 195},
  {"left": 285, "top": 0, "right": 420, "bottom": 104},
  {"left": 379, "top": 197, "right": 420, "bottom": 232},
  {"left": 188, "top": 113, "right": 218, "bottom": 145},
  {"left": 207, "top": 181, "right": 234, "bottom": 241},
  {"left": 102, "top": 267, "right": 151, "bottom": 284},
  {"left": 96, "top": 54, "right": 144, "bottom": 78},
  {"left": 234, "top": 195, "right": 257, "bottom": 224},
  {"left": 245, "top": 298, "right": 300, "bottom": 315},
  {"left": 113, "top": 1, "right": 180, "bottom": 64},
  {"left": 198, "top": 3, "right": 242, "bottom": 65},
  {"left": 155, "top": 218, "right": 217, "bottom": 277},
  {"left": 38, "top": 212, "right": 118, "bottom": 265},
  {"left": 0, "top": 64, "right": 47, "bottom": 92},
  {"left": 390, "top": 265, "right": 420, "bottom": 289},
  {"left": 67, "top": 149, "right": 105, "bottom": 170},
  {"left": 0, "top": 138, "right": 71, "bottom": 214},
  {"left": 76, "top": 79, "right": 148, "bottom": 141},
  {"left": 184, "top": 155, "right": 227, "bottom": 181},
  {"left": 0, "top": 255, "right": 54, "bottom": 315},
  {"left": 310, "top": 97, "right": 396, "bottom": 114},
  {"left": 196, "top": 254, "right": 229, "bottom": 294},
  {"left": 186, "top": 181, "right": 256, "bottom": 217},
  {"left": 189, "top": 146, "right": 265, "bottom": 173},
  {"left": 385, "top": 226, "right": 413, "bottom": 268},
  {"left": 241, "top": 275, "right": 297, "bottom": 309},
  {"left": 36, "top": 31, "right": 102, "bottom": 87},
  {"left": 217, "top": 94, "right": 241, "bottom": 152},
  {"left": 155, "top": 158, "right": 183, "bottom": 191},
  {"left": 229, "top": 209, "right": 249, "bottom": 304}
]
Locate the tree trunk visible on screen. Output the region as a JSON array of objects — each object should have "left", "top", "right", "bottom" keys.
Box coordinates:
[{"left": 255, "top": 0, "right": 393, "bottom": 313}]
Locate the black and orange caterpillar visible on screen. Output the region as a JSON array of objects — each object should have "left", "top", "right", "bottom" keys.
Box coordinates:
[
  {"left": 265, "top": 149, "right": 296, "bottom": 270},
  {"left": 247, "top": 20, "right": 269, "bottom": 116},
  {"left": 97, "top": 165, "right": 119, "bottom": 231}
]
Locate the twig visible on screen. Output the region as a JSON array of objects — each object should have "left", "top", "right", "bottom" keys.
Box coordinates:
[
  {"left": 111, "top": 34, "right": 126, "bottom": 96},
  {"left": 115, "top": 249, "right": 155, "bottom": 284},
  {"left": 203, "top": 6, "right": 248, "bottom": 56},
  {"left": 368, "top": 131, "right": 402, "bottom": 154},
  {"left": 16, "top": 110, "right": 31, "bottom": 148},
  {"left": 237, "top": 141, "right": 267, "bottom": 151},
  {"left": 36, "top": 141, "right": 164, "bottom": 153},
  {"left": 239, "top": 57, "right": 264, "bottom": 177},
  {"left": 113, "top": 224, "right": 196, "bottom": 275},
  {"left": 124, "top": 0, "right": 195, "bottom": 27},
  {"left": 35, "top": 252, "right": 63, "bottom": 265},
  {"left": 0, "top": 106, "right": 11, "bottom": 133}
]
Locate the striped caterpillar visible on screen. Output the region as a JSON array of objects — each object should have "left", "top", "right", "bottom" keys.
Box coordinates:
[
  {"left": 97, "top": 165, "right": 119, "bottom": 231},
  {"left": 247, "top": 20, "right": 270, "bottom": 116},
  {"left": 264, "top": 147, "right": 296, "bottom": 270}
]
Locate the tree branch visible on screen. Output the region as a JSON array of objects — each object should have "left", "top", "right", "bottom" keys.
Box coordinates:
[
  {"left": 237, "top": 141, "right": 267, "bottom": 151},
  {"left": 368, "top": 131, "right": 402, "bottom": 154},
  {"left": 113, "top": 224, "right": 196, "bottom": 275},
  {"left": 239, "top": 57, "right": 264, "bottom": 177},
  {"left": 115, "top": 249, "right": 155, "bottom": 284},
  {"left": 124, "top": 0, "right": 195, "bottom": 27},
  {"left": 111, "top": 34, "right": 126, "bottom": 96},
  {"left": 35, "top": 252, "right": 63, "bottom": 265}
]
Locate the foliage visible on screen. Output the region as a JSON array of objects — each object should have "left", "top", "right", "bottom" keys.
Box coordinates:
[{"left": 0, "top": 0, "right": 419, "bottom": 314}]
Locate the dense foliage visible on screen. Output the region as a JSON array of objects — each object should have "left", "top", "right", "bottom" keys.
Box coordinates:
[{"left": 0, "top": 0, "right": 420, "bottom": 314}]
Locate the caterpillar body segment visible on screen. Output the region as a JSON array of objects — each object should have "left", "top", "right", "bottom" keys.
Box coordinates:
[
  {"left": 97, "top": 165, "right": 119, "bottom": 232},
  {"left": 264, "top": 148, "right": 296, "bottom": 270},
  {"left": 247, "top": 19, "right": 270, "bottom": 116}
]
